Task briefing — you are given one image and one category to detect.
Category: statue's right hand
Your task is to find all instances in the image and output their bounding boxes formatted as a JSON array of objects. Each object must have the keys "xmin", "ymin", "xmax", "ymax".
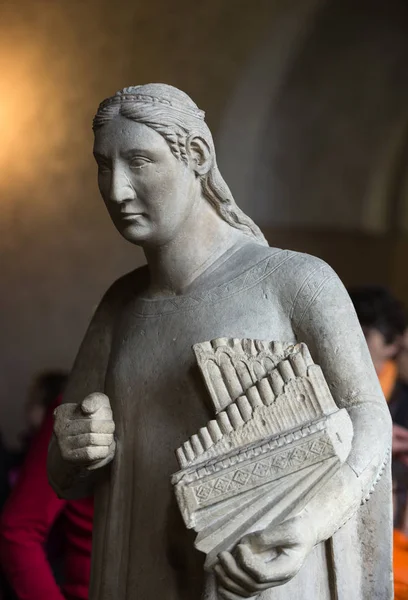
[{"xmin": 53, "ymin": 392, "xmax": 116, "ymax": 470}]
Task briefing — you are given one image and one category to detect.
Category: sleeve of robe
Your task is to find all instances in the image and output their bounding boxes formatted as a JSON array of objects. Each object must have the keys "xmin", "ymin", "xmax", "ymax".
[
  {"xmin": 47, "ymin": 273, "xmax": 130, "ymax": 500},
  {"xmin": 0, "ymin": 399, "xmax": 66, "ymax": 600},
  {"xmin": 289, "ymin": 258, "xmax": 392, "ymax": 542}
]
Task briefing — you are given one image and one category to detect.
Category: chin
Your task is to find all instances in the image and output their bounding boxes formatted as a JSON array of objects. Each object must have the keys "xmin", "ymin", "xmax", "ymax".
[
  {"xmin": 120, "ymin": 230, "xmax": 151, "ymax": 246},
  {"xmin": 115, "ymin": 221, "xmax": 175, "ymax": 248},
  {"xmin": 114, "ymin": 221, "xmax": 152, "ymax": 245}
]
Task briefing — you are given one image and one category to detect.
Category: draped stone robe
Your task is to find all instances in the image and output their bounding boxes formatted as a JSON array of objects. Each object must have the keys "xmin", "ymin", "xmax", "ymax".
[{"xmin": 49, "ymin": 242, "xmax": 392, "ymax": 600}]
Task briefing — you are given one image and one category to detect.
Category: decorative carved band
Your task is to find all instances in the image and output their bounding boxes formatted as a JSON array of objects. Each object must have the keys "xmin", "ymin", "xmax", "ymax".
[{"xmin": 186, "ymin": 430, "xmax": 334, "ymax": 510}]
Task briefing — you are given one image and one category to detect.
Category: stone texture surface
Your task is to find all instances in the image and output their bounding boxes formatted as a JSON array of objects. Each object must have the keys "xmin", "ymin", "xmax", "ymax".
[{"xmin": 47, "ymin": 83, "xmax": 392, "ymax": 600}]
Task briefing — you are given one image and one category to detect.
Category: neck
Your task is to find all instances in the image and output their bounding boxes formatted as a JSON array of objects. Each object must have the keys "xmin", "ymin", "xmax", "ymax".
[{"xmin": 143, "ymin": 199, "xmax": 249, "ymax": 297}]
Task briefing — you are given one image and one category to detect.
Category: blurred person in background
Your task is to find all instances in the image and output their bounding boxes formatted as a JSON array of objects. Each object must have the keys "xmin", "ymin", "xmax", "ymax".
[
  {"xmin": 0, "ymin": 437, "xmax": 10, "ymax": 515},
  {"xmin": 389, "ymin": 328, "xmax": 408, "ymax": 600},
  {"xmin": 348, "ymin": 286, "xmax": 408, "ymax": 453},
  {"xmin": 390, "ymin": 329, "xmax": 408, "ymax": 437},
  {"xmin": 0, "ymin": 371, "xmax": 68, "ymax": 600},
  {"xmin": 0, "ymin": 435, "xmax": 14, "ymax": 600},
  {"xmin": 4, "ymin": 371, "xmax": 69, "ymax": 491},
  {"xmin": 349, "ymin": 285, "xmax": 408, "ymax": 600},
  {"xmin": 20, "ymin": 372, "xmax": 68, "ymax": 455},
  {"xmin": 0, "ymin": 375, "xmax": 93, "ymax": 600},
  {"xmin": 348, "ymin": 285, "xmax": 405, "ymax": 383},
  {"xmin": 0, "ymin": 372, "xmax": 68, "ymax": 497}
]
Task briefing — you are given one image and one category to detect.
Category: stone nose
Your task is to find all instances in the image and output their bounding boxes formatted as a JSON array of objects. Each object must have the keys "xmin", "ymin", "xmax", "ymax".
[{"xmin": 109, "ymin": 166, "xmax": 136, "ymax": 204}]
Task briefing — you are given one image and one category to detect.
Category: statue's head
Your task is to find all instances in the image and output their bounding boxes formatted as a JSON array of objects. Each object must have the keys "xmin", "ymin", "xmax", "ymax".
[{"xmin": 93, "ymin": 83, "xmax": 266, "ymax": 246}]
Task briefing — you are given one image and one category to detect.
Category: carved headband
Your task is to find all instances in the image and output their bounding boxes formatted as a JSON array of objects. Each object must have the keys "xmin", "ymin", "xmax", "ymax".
[{"xmin": 97, "ymin": 93, "xmax": 206, "ymax": 121}]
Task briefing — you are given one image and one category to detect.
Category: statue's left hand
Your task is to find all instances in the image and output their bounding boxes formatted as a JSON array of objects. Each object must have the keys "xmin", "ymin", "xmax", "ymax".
[{"xmin": 214, "ymin": 513, "xmax": 316, "ymax": 599}]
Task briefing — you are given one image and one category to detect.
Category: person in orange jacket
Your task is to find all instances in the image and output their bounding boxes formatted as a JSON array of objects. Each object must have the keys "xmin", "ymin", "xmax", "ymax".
[{"xmin": 349, "ymin": 286, "xmax": 408, "ymax": 599}]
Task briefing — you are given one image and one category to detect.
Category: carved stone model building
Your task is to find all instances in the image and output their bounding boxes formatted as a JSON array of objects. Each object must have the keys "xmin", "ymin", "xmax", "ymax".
[{"xmin": 173, "ymin": 340, "xmax": 353, "ymax": 570}]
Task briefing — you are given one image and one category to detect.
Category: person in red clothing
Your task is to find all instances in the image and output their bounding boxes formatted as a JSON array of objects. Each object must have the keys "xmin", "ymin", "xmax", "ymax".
[{"xmin": 0, "ymin": 396, "xmax": 93, "ymax": 600}]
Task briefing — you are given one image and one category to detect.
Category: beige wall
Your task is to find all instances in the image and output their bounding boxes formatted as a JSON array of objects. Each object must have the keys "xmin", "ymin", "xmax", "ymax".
[
  {"xmin": 0, "ymin": 0, "xmax": 276, "ymax": 445},
  {"xmin": 218, "ymin": 0, "xmax": 408, "ymax": 233},
  {"xmin": 1, "ymin": 0, "xmax": 407, "ymax": 445}
]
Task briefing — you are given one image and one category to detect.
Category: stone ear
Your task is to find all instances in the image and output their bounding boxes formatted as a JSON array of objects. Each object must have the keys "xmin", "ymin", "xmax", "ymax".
[{"xmin": 187, "ymin": 136, "xmax": 212, "ymax": 176}]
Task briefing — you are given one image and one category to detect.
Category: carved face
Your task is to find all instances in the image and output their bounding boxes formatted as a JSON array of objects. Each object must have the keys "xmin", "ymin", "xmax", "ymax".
[{"xmin": 93, "ymin": 115, "xmax": 197, "ymax": 246}]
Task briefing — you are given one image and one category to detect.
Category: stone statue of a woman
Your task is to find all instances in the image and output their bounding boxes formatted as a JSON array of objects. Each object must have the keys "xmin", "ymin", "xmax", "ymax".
[{"xmin": 48, "ymin": 84, "xmax": 392, "ymax": 600}]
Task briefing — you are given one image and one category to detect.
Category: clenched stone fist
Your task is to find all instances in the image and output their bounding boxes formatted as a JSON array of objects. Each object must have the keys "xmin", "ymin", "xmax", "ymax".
[{"xmin": 53, "ymin": 392, "xmax": 116, "ymax": 470}]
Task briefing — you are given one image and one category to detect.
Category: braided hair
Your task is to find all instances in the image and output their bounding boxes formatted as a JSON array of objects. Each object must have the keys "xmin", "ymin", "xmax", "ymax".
[{"xmin": 93, "ymin": 84, "xmax": 267, "ymax": 245}]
